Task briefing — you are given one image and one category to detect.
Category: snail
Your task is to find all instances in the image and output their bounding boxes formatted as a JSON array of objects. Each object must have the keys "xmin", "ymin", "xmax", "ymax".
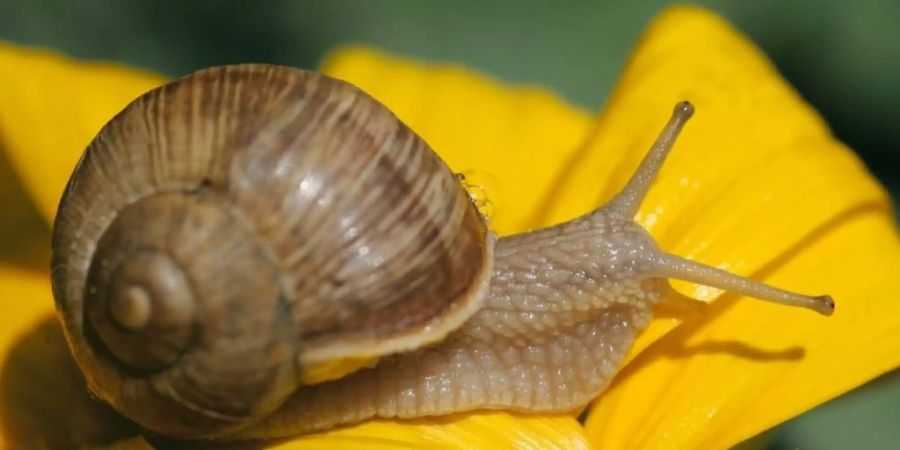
[{"xmin": 50, "ymin": 64, "xmax": 835, "ymax": 442}]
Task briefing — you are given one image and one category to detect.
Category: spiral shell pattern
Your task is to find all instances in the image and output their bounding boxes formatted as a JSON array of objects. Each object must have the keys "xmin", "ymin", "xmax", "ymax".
[{"xmin": 51, "ymin": 65, "xmax": 492, "ymax": 437}]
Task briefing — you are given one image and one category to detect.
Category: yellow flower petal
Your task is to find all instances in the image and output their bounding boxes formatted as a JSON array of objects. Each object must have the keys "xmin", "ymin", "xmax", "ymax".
[
  {"xmin": 0, "ymin": 42, "xmax": 165, "ymax": 221},
  {"xmin": 273, "ymin": 413, "xmax": 588, "ymax": 450},
  {"xmin": 95, "ymin": 413, "xmax": 588, "ymax": 450},
  {"xmin": 320, "ymin": 46, "xmax": 593, "ymax": 235}
]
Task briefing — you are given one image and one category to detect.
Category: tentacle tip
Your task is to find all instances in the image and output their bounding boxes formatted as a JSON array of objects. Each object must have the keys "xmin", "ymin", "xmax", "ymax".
[
  {"xmin": 674, "ymin": 100, "xmax": 694, "ymax": 120},
  {"xmin": 814, "ymin": 295, "xmax": 836, "ymax": 316}
]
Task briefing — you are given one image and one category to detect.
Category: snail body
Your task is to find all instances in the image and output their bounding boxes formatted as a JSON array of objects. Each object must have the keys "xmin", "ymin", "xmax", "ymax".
[{"xmin": 51, "ymin": 65, "xmax": 834, "ymax": 441}]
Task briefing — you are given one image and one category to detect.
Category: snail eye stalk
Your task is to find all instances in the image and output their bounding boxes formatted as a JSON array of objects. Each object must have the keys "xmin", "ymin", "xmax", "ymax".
[
  {"xmin": 603, "ymin": 101, "xmax": 834, "ymax": 316},
  {"xmin": 604, "ymin": 101, "xmax": 694, "ymax": 218}
]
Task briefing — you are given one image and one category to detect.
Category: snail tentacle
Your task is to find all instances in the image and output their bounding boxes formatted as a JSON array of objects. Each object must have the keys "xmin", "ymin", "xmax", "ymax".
[{"xmin": 604, "ymin": 101, "xmax": 694, "ymax": 218}]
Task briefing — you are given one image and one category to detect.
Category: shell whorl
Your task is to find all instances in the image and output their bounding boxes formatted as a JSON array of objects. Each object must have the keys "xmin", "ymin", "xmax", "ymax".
[
  {"xmin": 51, "ymin": 65, "xmax": 491, "ymax": 437},
  {"xmin": 81, "ymin": 191, "xmax": 297, "ymax": 436},
  {"xmin": 87, "ymin": 240, "xmax": 196, "ymax": 373}
]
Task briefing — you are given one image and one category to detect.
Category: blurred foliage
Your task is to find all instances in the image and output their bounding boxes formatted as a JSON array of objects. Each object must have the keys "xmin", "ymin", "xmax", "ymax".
[{"xmin": 0, "ymin": 1, "xmax": 897, "ymax": 448}]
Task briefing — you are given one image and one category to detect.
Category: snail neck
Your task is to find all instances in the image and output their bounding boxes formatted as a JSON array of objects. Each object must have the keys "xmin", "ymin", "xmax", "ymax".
[{"xmin": 491, "ymin": 210, "xmax": 661, "ymax": 309}]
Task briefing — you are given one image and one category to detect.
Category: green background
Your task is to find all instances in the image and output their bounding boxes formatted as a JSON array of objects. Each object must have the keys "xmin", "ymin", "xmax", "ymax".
[{"xmin": 1, "ymin": 1, "xmax": 898, "ymax": 448}]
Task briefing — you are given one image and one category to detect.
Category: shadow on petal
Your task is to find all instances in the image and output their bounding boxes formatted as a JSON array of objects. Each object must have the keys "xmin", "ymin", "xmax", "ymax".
[
  {"xmin": 0, "ymin": 315, "xmax": 137, "ymax": 449},
  {"xmin": 661, "ymin": 313, "xmax": 806, "ymax": 362},
  {"xmin": 0, "ymin": 316, "xmax": 272, "ymax": 450},
  {"xmin": 145, "ymin": 436, "xmax": 273, "ymax": 450},
  {"xmin": 0, "ymin": 147, "xmax": 49, "ymax": 271}
]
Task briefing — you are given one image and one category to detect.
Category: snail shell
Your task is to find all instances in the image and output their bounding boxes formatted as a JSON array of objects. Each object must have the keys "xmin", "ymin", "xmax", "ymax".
[{"xmin": 51, "ymin": 65, "xmax": 493, "ymax": 437}]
